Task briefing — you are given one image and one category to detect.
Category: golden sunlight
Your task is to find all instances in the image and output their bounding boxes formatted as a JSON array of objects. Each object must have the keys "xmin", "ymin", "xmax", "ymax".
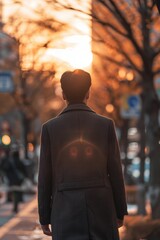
[
  {"xmin": 44, "ymin": 35, "xmax": 93, "ymax": 69},
  {"xmin": 4, "ymin": 0, "xmax": 92, "ymax": 72}
]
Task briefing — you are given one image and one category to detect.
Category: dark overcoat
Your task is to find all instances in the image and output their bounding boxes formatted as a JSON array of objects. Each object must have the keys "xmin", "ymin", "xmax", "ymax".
[{"xmin": 38, "ymin": 103, "xmax": 128, "ymax": 240}]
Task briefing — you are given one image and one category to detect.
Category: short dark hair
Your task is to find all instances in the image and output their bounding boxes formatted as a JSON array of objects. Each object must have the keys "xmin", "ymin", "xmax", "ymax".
[{"xmin": 60, "ymin": 69, "xmax": 91, "ymax": 103}]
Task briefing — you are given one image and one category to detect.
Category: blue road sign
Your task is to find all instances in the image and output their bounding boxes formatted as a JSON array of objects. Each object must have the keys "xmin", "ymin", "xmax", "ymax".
[
  {"xmin": 121, "ymin": 95, "xmax": 141, "ymax": 119},
  {"xmin": 0, "ymin": 72, "xmax": 14, "ymax": 93},
  {"xmin": 128, "ymin": 95, "xmax": 139, "ymax": 108}
]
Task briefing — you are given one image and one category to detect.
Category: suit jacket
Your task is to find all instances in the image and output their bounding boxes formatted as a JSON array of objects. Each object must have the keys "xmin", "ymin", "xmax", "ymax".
[{"xmin": 38, "ymin": 103, "xmax": 128, "ymax": 240}]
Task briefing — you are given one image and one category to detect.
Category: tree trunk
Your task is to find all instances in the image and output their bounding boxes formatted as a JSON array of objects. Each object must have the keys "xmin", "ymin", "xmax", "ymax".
[
  {"xmin": 120, "ymin": 119, "xmax": 130, "ymax": 183},
  {"xmin": 142, "ymin": 79, "xmax": 160, "ymax": 240},
  {"xmin": 137, "ymin": 107, "xmax": 146, "ymax": 215}
]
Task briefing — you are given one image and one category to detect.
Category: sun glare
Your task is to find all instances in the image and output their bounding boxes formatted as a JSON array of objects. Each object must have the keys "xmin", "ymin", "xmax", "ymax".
[
  {"xmin": 4, "ymin": 0, "xmax": 92, "ymax": 70},
  {"xmin": 44, "ymin": 35, "xmax": 93, "ymax": 69}
]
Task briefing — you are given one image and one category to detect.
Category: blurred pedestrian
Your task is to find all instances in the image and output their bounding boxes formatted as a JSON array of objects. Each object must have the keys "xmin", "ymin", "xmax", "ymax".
[
  {"xmin": 0, "ymin": 150, "xmax": 11, "ymax": 193},
  {"xmin": 0, "ymin": 150, "xmax": 26, "ymax": 213},
  {"xmin": 11, "ymin": 150, "xmax": 27, "ymax": 212},
  {"xmin": 0, "ymin": 150, "xmax": 7, "ymax": 184},
  {"xmin": 38, "ymin": 69, "xmax": 128, "ymax": 240}
]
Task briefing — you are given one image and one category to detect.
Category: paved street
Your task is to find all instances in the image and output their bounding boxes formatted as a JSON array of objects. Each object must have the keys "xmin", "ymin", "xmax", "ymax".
[
  {"xmin": 0, "ymin": 196, "xmax": 50, "ymax": 240},
  {"xmin": 0, "ymin": 190, "xmax": 35, "ymax": 226},
  {"xmin": 0, "ymin": 190, "xmax": 154, "ymax": 240}
]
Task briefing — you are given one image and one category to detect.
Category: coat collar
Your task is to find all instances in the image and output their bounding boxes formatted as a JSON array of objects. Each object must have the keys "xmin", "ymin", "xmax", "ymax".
[{"xmin": 59, "ymin": 103, "xmax": 95, "ymax": 115}]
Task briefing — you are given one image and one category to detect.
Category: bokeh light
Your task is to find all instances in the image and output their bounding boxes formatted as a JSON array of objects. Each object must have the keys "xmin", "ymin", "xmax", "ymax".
[
  {"xmin": 126, "ymin": 72, "xmax": 134, "ymax": 81},
  {"xmin": 105, "ymin": 104, "xmax": 114, "ymax": 113},
  {"xmin": 2, "ymin": 134, "xmax": 11, "ymax": 145},
  {"xmin": 118, "ymin": 69, "xmax": 126, "ymax": 79}
]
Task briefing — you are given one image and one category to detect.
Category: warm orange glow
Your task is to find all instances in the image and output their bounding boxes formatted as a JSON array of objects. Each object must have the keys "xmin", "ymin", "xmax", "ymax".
[
  {"xmin": 145, "ymin": 146, "xmax": 150, "ymax": 154},
  {"xmin": 118, "ymin": 69, "xmax": 134, "ymax": 81},
  {"xmin": 44, "ymin": 35, "xmax": 93, "ymax": 69},
  {"xmin": 2, "ymin": 135, "xmax": 11, "ymax": 145},
  {"xmin": 126, "ymin": 72, "xmax": 134, "ymax": 81},
  {"xmin": 28, "ymin": 143, "xmax": 34, "ymax": 152},
  {"xmin": 49, "ymin": 99, "xmax": 63, "ymax": 110},
  {"xmin": 118, "ymin": 69, "xmax": 126, "ymax": 79},
  {"xmin": 4, "ymin": 0, "xmax": 92, "ymax": 73},
  {"xmin": 105, "ymin": 104, "xmax": 114, "ymax": 113},
  {"xmin": 55, "ymin": 83, "xmax": 62, "ymax": 97}
]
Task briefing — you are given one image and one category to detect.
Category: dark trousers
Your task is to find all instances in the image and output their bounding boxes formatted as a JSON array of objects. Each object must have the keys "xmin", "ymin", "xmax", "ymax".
[{"xmin": 12, "ymin": 191, "xmax": 23, "ymax": 213}]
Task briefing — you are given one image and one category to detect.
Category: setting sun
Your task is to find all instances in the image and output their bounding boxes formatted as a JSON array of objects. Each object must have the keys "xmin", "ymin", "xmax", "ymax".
[{"xmin": 44, "ymin": 35, "xmax": 93, "ymax": 69}]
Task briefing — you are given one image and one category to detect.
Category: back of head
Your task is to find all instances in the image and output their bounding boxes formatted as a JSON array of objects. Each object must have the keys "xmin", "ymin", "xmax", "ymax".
[{"xmin": 60, "ymin": 69, "xmax": 91, "ymax": 104}]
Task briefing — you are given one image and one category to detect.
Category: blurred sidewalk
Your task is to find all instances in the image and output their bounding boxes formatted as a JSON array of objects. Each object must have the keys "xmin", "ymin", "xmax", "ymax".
[
  {"xmin": 0, "ymin": 182, "xmax": 37, "ymax": 226},
  {"xmin": 0, "ymin": 196, "xmax": 49, "ymax": 240},
  {"xmin": 0, "ymin": 187, "xmax": 156, "ymax": 240},
  {"xmin": 1, "ymin": 195, "xmax": 159, "ymax": 240},
  {"xmin": 0, "ymin": 191, "xmax": 35, "ymax": 226}
]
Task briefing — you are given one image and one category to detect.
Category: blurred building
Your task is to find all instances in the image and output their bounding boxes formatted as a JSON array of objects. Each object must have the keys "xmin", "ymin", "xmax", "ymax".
[{"xmin": 0, "ymin": 1, "xmax": 21, "ymax": 152}]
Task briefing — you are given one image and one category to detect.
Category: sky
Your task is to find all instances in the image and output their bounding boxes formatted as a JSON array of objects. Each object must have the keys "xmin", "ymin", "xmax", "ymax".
[{"xmin": 2, "ymin": 0, "xmax": 93, "ymax": 74}]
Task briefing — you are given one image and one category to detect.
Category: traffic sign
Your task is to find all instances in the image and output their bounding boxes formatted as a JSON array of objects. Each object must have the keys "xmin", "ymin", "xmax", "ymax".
[
  {"xmin": 120, "ymin": 95, "xmax": 141, "ymax": 119},
  {"xmin": 0, "ymin": 72, "xmax": 14, "ymax": 93}
]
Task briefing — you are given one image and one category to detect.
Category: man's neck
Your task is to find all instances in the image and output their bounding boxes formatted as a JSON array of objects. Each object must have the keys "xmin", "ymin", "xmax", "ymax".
[
  {"xmin": 67, "ymin": 102, "xmax": 86, "ymax": 106},
  {"xmin": 67, "ymin": 99, "xmax": 88, "ymax": 105}
]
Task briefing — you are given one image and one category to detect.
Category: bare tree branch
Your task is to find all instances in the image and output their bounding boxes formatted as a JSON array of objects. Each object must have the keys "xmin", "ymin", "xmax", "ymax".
[{"xmin": 106, "ymin": 29, "xmax": 142, "ymax": 74}]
